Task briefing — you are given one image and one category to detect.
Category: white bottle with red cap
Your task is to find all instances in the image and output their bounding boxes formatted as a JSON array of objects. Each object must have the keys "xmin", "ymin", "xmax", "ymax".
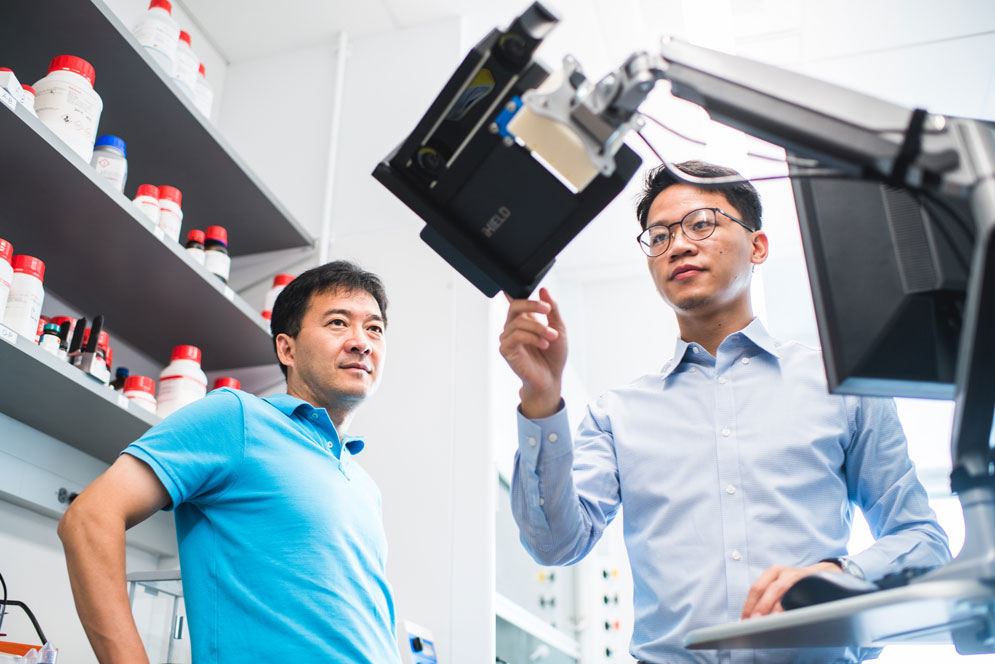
[
  {"xmin": 172, "ymin": 30, "xmax": 199, "ymax": 95},
  {"xmin": 19, "ymin": 85, "xmax": 36, "ymax": 116},
  {"xmin": 194, "ymin": 63, "xmax": 213, "ymax": 118},
  {"xmin": 157, "ymin": 344, "xmax": 207, "ymax": 418},
  {"xmin": 0, "ymin": 239, "xmax": 13, "ymax": 322},
  {"xmin": 204, "ymin": 226, "xmax": 230, "ymax": 282},
  {"xmin": 124, "ymin": 375, "xmax": 158, "ymax": 414},
  {"xmin": 156, "ymin": 185, "xmax": 183, "ymax": 242},
  {"xmin": 133, "ymin": 0, "xmax": 180, "ymax": 73},
  {"xmin": 262, "ymin": 274, "xmax": 294, "ymax": 322},
  {"xmin": 212, "ymin": 377, "xmax": 241, "ymax": 391},
  {"xmin": 2, "ymin": 255, "xmax": 45, "ymax": 339},
  {"xmin": 133, "ymin": 184, "xmax": 160, "ymax": 222},
  {"xmin": 33, "ymin": 55, "xmax": 103, "ymax": 162}
]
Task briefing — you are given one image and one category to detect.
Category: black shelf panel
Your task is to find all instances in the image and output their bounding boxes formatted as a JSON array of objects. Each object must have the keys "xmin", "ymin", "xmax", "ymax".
[
  {"xmin": 0, "ymin": 0, "xmax": 313, "ymax": 256},
  {"xmin": 0, "ymin": 101, "xmax": 278, "ymax": 370},
  {"xmin": 0, "ymin": 323, "xmax": 158, "ymax": 463}
]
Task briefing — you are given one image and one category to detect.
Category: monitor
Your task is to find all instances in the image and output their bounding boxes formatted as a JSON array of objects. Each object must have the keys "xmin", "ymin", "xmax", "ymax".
[{"xmin": 790, "ymin": 173, "xmax": 973, "ymax": 400}]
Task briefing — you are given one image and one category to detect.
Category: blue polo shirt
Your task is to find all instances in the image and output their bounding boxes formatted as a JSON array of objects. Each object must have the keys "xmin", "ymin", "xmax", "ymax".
[{"xmin": 124, "ymin": 388, "xmax": 401, "ymax": 663}]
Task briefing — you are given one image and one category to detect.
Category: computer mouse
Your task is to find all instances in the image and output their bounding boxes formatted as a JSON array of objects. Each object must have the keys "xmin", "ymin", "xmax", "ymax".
[{"xmin": 781, "ymin": 571, "xmax": 880, "ymax": 610}]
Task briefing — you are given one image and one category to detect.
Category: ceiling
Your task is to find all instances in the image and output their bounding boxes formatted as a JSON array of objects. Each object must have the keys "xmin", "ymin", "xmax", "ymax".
[{"xmin": 178, "ymin": 0, "xmax": 687, "ymax": 64}]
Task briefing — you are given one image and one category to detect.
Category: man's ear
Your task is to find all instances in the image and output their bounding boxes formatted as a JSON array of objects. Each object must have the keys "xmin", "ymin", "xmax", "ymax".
[
  {"xmin": 751, "ymin": 230, "xmax": 769, "ymax": 265},
  {"xmin": 275, "ymin": 333, "xmax": 295, "ymax": 373}
]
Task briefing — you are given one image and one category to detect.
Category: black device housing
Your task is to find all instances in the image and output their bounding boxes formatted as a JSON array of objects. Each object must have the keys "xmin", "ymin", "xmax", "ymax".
[{"xmin": 372, "ymin": 3, "xmax": 642, "ymax": 297}]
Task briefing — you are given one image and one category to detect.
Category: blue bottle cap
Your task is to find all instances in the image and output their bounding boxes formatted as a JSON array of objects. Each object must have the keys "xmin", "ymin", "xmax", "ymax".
[{"xmin": 94, "ymin": 134, "xmax": 126, "ymax": 158}]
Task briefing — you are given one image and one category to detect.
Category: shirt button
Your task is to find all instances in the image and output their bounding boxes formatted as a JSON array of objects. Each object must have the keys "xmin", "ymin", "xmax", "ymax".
[
  {"xmin": 691, "ymin": 347, "xmax": 699, "ymax": 354},
  {"xmin": 718, "ymin": 376, "xmax": 727, "ymax": 384},
  {"xmin": 310, "ymin": 413, "xmax": 318, "ymax": 420},
  {"xmin": 721, "ymin": 428, "xmax": 731, "ymax": 437},
  {"xmin": 528, "ymin": 436, "xmax": 537, "ymax": 447},
  {"xmin": 689, "ymin": 367, "xmax": 697, "ymax": 373},
  {"xmin": 732, "ymin": 550, "xmax": 742, "ymax": 561},
  {"xmin": 742, "ymin": 357, "xmax": 751, "ymax": 365},
  {"xmin": 548, "ymin": 433, "xmax": 558, "ymax": 443},
  {"xmin": 726, "ymin": 485, "xmax": 736, "ymax": 495},
  {"xmin": 539, "ymin": 498, "xmax": 545, "ymax": 506}
]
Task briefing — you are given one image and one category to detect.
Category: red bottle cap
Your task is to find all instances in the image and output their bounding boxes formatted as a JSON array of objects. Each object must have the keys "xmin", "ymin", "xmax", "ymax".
[
  {"xmin": 105, "ymin": 345, "xmax": 114, "ymax": 368},
  {"xmin": 171, "ymin": 344, "xmax": 202, "ymax": 364},
  {"xmin": 136, "ymin": 184, "xmax": 159, "ymax": 199},
  {"xmin": 12, "ymin": 255, "xmax": 45, "ymax": 282},
  {"xmin": 124, "ymin": 375, "xmax": 156, "ymax": 394},
  {"xmin": 186, "ymin": 229, "xmax": 205, "ymax": 244},
  {"xmin": 0, "ymin": 238, "xmax": 12, "ymax": 264},
  {"xmin": 179, "ymin": 30, "xmax": 192, "ymax": 46},
  {"xmin": 81, "ymin": 328, "xmax": 110, "ymax": 352},
  {"xmin": 149, "ymin": 0, "xmax": 172, "ymax": 14},
  {"xmin": 205, "ymin": 225, "xmax": 227, "ymax": 245},
  {"xmin": 158, "ymin": 185, "xmax": 182, "ymax": 206},
  {"xmin": 36, "ymin": 316, "xmax": 50, "ymax": 337},
  {"xmin": 51, "ymin": 315, "xmax": 74, "ymax": 328},
  {"xmin": 0, "ymin": 68, "xmax": 11, "ymax": 72},
  {"xmin": 47, "ymin": 55, "xmax": 95, "ymax": 87},
  {"xmin": 21, "ymin": 84, "xmax": 34, "ymax": 95},
  {"xmin": 198, "ymin": 63, "xmax": 206, "ymax": 77},
  {"xmin": 213, "ymin": 377, "xmax": 241, "ymax": 390},
  {"xmin": 273, "ymin": 273, "xmax": 295, "ymax": 288}
]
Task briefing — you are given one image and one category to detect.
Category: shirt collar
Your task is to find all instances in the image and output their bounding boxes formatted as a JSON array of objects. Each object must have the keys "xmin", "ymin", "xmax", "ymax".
[
  {"xmin": 659, "ymin": 317, "xmax": 781, "ymax": 380},
  {"xmin": 263, "ymin": 393, "xmax": 366, "ymax": 455}
]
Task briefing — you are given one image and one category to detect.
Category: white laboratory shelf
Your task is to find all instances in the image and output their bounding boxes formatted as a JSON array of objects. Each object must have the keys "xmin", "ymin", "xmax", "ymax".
[
  {"xmin": 495, "ymin": 592, "xmax": 581, "ymax": 659},
  {"xmin": 0, "ymin": 323, "xmax": 158, "ymax": 463}
]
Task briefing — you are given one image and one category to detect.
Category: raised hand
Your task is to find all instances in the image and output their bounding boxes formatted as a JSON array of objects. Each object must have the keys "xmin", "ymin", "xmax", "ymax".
[{"xmin": 499, "ymin": 287, "xmax": 567, "ymax": 419}]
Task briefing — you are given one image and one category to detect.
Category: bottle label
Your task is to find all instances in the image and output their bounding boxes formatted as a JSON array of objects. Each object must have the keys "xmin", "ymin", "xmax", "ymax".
[
  {"xmin": 157, "ymin": 209, "xmax": 182, "ymax": 243},
  {"xmin": 186, "ymin": 246, "xmax": 206, "ymax": 265},
  {"xmin": 205, "ymin": 251, "xmax": 231, "ymax": 281},
  {"xmin": 157, "ymin": 374, "xmax": 206, "ymax": 416},
  {"xmin": 39, "ymin": 334, "xmax": 61, "ymax": 356},
  {"xmin": 134, "ymin": 198, "xmax": 160, "ymax": 222},
  {"xmin": 126, "ymin": 391, "xmax": 158, "ymax": 414},
  {"xmin": 173, "ymin": 46, "xmax": 199, "ymax": 92},
  {"xmin": 0, "ymin": 273, "xmax": 10, "ymax": 321},
  {"xmin": 93, "ymin": 155, "xmax": 127, "ymax": 192},
  {"xmin": 0, "ymin": 323, "xmax": 15, "ymax": 346},
  {"xmin": 133, "ymin": 19, "xmax": 179, "ymax": 59},
  {"xmin": 0, "ymin": 87, "xmax": 16, "ymax": 111},
  {"xmin": 34, "ymin": 80, "xmax": 101, "ymax": 161},
  {"xmin": 2, "ymin": 289, "xmax": 43, "ymax": 339}
]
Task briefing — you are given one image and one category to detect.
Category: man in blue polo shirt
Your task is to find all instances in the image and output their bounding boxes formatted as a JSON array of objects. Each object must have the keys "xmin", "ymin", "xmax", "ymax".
[{"xmin": 59, "ymin": 261, "xmax": 401, "ymax": 663}]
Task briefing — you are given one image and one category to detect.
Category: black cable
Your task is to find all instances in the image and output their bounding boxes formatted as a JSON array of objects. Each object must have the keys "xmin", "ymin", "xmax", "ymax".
[
  {"xmin": 640, "ymin": 111, "xmax": 706, "ymax": 145},
  {"xmin": 634, "ymin": 130, "xmax": 976, "ymax": 271},
  {"xmin": 0, "ymin": 568, "xmax": 7, "ymax": 636}
]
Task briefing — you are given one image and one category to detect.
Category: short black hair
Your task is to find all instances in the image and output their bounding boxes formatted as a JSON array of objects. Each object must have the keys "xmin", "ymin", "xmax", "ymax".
[
  {"xmin": 270, "ymin": 261, "xmax": 388, "ymax": 378},
  {"xmin": 635, "ymin": 160, "xmax": 763, "ymax": 231}
]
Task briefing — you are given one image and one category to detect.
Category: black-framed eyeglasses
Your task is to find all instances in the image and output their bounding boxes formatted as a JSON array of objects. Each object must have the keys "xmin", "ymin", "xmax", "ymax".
[{"xmin": 636, "ymin": 207, "xmax": 754, "ymax": 257}]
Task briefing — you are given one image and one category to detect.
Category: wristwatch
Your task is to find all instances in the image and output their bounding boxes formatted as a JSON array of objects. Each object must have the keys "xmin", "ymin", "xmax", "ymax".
[{"xmin": 820, "ymin": 556, "xmax": 865, "ymax": 579}]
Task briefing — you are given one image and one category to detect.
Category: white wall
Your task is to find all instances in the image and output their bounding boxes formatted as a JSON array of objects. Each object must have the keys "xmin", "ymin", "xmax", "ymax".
[{"xmin": 321, "ymin": 18, "xmax": 498, "ymax": 662}]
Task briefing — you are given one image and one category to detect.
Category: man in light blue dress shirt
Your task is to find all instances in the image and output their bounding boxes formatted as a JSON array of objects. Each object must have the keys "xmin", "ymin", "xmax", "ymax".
[{"xmin": 499, "ymin": 161, "xmax": 951, "ymax": 663}]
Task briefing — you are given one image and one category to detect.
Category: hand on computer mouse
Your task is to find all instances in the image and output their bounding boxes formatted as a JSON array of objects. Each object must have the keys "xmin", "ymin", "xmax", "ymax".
[{"xmin": 740, "ymin": 561, "xmax": 843, "ymax": 619}]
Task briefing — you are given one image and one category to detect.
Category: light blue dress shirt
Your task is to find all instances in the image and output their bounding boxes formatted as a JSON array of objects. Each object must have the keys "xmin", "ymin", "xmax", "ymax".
[
  {"xmin": 511, "ymin": 320, "xmax": 950, "ymax": 663},
  {"xmin": 125, "ymin": 388, "xmax": 401, "ymax": 664}
]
